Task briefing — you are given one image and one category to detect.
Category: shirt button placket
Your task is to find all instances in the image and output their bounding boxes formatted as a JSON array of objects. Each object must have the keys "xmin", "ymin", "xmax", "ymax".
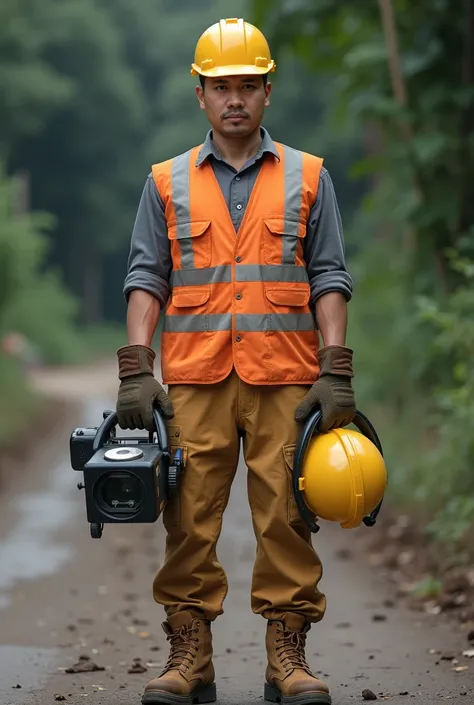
[
  {"xmin": 233, "ymin": 173, "xmax": 247, "ymax": 228},
  {"xmin": 235, "ymin": 285, "xmax": 243, "ymax": 342},
  {"xmin": 233, "ymin": 173, "xmax": 246, "ymax": 345}
]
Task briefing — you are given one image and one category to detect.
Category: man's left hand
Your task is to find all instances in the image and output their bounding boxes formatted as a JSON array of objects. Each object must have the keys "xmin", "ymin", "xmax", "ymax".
[{"xmin": 294, "ymin": 345, "xmax": 356, "ymax": 432}]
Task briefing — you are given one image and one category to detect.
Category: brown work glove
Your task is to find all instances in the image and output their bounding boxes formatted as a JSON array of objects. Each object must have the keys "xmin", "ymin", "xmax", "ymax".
[
  {"xmin": 294, "ymin": 345, "xmax": 356, "ymax": 432},
  {"xmin": 116, "ymin": 344, "xmax": 174, "ymax": 431}
]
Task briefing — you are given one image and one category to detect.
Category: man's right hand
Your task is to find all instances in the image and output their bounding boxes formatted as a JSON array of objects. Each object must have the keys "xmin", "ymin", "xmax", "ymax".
[{"xmin": 116, "ymin": 344, "xmax": 174, "ymax": 431}]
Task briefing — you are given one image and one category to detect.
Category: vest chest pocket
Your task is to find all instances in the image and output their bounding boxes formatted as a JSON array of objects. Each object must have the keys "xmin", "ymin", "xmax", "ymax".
[
  {"xmin": 263, "ymin": 217, "xmax": 307, "ymax": 266},
  {"xmin": 168, "ymin": 219, "xmax": 212, "ymax": 269}
]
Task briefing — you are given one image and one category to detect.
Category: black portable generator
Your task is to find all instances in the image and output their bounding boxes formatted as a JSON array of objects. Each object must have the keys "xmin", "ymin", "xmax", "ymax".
[{"xmin": 69, "ymin": 406, "xmax": 184, "ymax": 539}]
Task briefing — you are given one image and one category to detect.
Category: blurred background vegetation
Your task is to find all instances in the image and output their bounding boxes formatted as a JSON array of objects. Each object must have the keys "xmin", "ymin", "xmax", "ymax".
[{"xmin": 1, "ymin": 0, "xmax": 473, "ymax": 553}]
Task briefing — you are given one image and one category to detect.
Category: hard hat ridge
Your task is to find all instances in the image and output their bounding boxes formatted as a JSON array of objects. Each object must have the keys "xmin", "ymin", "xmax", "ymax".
[{"xmin": 191, "ymin": 17, "xmax": 276, "ymax": 78}]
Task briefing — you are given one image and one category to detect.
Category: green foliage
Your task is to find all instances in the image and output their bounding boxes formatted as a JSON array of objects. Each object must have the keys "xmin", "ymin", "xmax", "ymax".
[
  {"xmin": 0, "ymin": 354, "xmax": 42, "ymax": 446},
  {"xmin": 253, "ymin": 0, "xmax": 474, "ymax": 274},
  {"xmin": 0, "ymin": 0, "xmax": 74, "ymax": 155},
  {"xmin": 410, "ymin": 575, "xmax": 444, "ymax": 599},
  {"xmin": 426, "ymin": 497, "xmax": 474, "ymax": 546},
  {"xmin": 0, "ymin": 164, "xmax": 81, "ymax": 363},
  {"xmin": 252, "ymin": 0, "xmax": 474, "ymax": 552},
  {"xmin": 413, "ymin": 252, "xmax": 474, "ymax": 544},
  {"xmin": 8, "ymin": 0, "xmax": 150, "ymax": 321}
]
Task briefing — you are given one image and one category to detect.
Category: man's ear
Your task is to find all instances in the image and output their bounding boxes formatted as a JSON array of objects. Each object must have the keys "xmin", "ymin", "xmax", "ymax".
[
  {"xmin": 196, "ymin": 85, "xmax": 205, "ymax": 110},
  {"xmin": 264, "ymin": 81, "xmax": 272, "ymax": 107}
]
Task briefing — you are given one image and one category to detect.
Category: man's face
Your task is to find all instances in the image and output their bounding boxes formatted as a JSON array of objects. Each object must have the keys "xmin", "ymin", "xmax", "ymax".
[{"xmin": 196, "ymin": 75, "xmax": 271, "ymax": 137}]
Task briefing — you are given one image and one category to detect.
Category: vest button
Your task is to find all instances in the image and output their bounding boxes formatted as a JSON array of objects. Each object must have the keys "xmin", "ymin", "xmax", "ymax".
[
  {"xmin": 236, "ymin": 293, "xmax": 242, "ymax": 300},
  {"xmin": 235, "ymin": 256, "xmax": 242, "ymax": 263},
  {"xmin": 236, "ymin": 335, "xmax": 242, "ymax": 342}
]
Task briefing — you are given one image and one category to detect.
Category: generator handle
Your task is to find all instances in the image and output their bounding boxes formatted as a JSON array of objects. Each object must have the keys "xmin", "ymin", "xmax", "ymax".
[{"xmin": 92, "ymin": 405, "xmax": 170, "ymax": 457}]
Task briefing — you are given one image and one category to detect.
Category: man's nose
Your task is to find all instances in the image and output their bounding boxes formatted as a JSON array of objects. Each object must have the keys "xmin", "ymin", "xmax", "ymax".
[{"xmin": 226, "ymin": 92, "xmax": 244, "ymax": 108}]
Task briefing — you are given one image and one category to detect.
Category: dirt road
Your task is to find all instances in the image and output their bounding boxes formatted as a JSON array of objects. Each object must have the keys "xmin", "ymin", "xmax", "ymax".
[{"xmin": 0, "ymin": 360, "xmax": 472, "ymax": 704}]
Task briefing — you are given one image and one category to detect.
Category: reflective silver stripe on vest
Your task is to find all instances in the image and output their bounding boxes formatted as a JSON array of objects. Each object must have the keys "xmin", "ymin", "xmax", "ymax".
[
  {"xmin": 164, "ymin": 313, "xmax": 232, "ymax": 333},
  {"xmin": 163, "ymin": 312, "xmax": 315, "ymax": 333},
  {"xmin": 170, "ymin": 264, "xmax": 309, "ymax": 287},
  {"xmin": 171, "ymin": 265, "xmax": 231, "ymax": 287},
  {"xmin": 282, "ymin": 146, "xmax": 304, "ymax": 266},
  {"xmin": 236, "ymin": 313, "xmax": 315, "ymax": 332},
  {"xmin": 235, "ymin": 264, "xmax": 309, "ymax": 283},
  {"xmin": 171, "ymin": 151, "xmax": 194, "ymax": 268}
]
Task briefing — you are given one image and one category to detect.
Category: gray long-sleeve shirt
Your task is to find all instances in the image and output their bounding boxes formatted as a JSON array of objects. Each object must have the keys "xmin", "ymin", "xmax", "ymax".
[{"xmin": 124, "ymin": 127, "xmax": 353, "ymax": 308}]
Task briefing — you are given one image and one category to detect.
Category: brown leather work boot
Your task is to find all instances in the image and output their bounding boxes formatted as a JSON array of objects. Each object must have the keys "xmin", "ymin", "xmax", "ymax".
[
  {"xmin": 142, "ymin": 610, "xmax": 216, "ymax": 704},
  {"xmin": 264, "ymin": 613, "xmax": 331, "ymax": 704}
]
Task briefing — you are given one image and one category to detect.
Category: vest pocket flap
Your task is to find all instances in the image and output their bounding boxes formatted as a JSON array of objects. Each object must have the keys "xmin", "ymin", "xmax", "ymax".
[
  {"xmin": 265, "ymin": 287, "xmax": 310, "ymax": 307},
  {"xmin": 168, "ymin": 220, "xmax": 211, "ymax": 240},
  {"xmin": 172, "ymin": 285, "xmax": 210, "ymax": 307},
  {"xmin": 263, "ymin": 217, "xmax": 306, "ymax": 239}
]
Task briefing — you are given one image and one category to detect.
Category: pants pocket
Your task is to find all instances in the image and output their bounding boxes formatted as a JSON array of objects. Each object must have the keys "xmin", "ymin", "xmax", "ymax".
[{"xmin": 282, "ymin": 444, "xmax": 302, "ymax": 526}]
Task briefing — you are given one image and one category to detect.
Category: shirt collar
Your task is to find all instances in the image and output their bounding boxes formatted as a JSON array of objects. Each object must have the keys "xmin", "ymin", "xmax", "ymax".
[{"xmin": 195, "ymin": 126, "xmax": 280, "ymax": 167}]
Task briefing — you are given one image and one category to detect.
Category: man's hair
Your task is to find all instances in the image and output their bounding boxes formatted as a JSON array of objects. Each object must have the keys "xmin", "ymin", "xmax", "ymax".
[{"xmin": 199, "ymin": 74, "xmax": 268, "ymax": 89}]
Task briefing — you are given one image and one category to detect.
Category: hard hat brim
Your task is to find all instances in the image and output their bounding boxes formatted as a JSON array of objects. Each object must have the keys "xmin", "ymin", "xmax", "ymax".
[{"xmin": 191, "ymin": 62, "xmax": 275, "ymax": 77}]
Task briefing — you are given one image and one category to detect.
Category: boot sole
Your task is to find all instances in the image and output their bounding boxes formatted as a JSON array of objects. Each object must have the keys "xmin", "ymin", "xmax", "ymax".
[
  {"xmin": 142, "ymin": 683, "xmax": 216, "ymax": 705},
  {"xmin": 264, "ymin": 682, "xmax": 331, "ymax": 705}
]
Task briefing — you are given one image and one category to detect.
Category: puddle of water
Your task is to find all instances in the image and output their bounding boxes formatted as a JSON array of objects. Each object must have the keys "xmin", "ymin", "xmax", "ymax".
[
  {"xmin": 0, "ymin": 645, "xmax": 59, "ymax": 704},
  {"xmin": 0, "ymin": 397, "xmax": 112, "ymax": 609}
]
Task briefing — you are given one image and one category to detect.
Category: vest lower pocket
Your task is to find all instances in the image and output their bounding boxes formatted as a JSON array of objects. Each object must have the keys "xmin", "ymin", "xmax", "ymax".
[
  {"xmin": 265, "ymin": 286, "xmax": 310, "ymax": 308},
  {"xmin": 171, "ymin": 285, "xmax": 211, "ymax": 308},
  {"xmin": 263, "ymin": 285, "xmax": 317, "ymax": 341}
]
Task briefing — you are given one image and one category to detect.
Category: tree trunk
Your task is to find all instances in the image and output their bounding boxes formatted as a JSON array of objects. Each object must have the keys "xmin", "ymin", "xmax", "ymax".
[{"xmin": 378, "ymin": 0, "xmax": 417, "ymax": 255}]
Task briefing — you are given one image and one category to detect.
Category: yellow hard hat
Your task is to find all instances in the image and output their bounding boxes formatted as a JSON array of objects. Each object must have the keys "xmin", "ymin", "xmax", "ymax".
[
  {"xmin": 293, "ymin": 410, "xmax": 388, "ymax": 531},
  {"xmin": 191, "ymin": 18, "xmax": 276, "ymax": 77}
]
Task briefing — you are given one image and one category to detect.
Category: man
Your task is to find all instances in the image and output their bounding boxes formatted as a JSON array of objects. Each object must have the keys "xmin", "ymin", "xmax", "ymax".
[{"xmin": 116, "ymin": 17, "xmax": 355, "ymax": 705}]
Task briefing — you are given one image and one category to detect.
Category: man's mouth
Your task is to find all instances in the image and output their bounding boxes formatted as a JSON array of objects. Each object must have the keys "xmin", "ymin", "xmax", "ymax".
[{"xmin": 224, "ymin": 113, "xmax": 247, "ymax": 120}]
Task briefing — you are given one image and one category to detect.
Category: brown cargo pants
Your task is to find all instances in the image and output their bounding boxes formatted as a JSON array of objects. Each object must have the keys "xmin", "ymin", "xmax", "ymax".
[{"xmin": 153, "ymin": 369, "xmax": 326, "ymax": 623}]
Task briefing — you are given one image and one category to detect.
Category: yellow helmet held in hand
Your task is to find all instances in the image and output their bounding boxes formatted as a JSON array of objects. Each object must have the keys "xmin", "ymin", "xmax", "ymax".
[
  {"xmin": 292, "ymin": 410, "xmax": 388, "ymax": 532},
  {"xmin": 191, "ymin": 18, "xmax": 276, "ymax": 78}
]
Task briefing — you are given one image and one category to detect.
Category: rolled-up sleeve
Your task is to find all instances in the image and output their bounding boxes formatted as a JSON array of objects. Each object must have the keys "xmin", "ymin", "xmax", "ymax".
[
  {"xmin": 123, "ymin": 174, "xmax": 171, "ymax": 306},
  {"xmin": 304, "ymin": 167, "xmax": 353, "ymax": 304}
]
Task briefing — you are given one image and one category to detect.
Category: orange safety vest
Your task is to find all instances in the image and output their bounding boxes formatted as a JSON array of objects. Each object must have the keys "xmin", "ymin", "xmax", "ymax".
[{"xmin": 152, "ymin": 142, "xmax": 323, "ymax": 386}]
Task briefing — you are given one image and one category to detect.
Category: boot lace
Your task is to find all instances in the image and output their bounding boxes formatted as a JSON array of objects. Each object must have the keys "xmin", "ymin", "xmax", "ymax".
[
  {"xmin": 276, "ymin": 626, "xmax": 311, "ymax": 674},
  {"xmin": 165, "ymin": 625, "xmax": 199, "ymax": 673}
]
